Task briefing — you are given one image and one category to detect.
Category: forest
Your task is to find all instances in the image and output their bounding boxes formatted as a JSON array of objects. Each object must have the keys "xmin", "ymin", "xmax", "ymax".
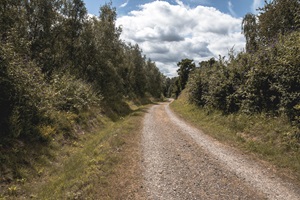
[
  {"xmin": 0, "ymin": 0, "xmax": 166, "ymax": 145},
  {"xmin": 0, "ymin": 1, "xmax": 167, "ymax": 188},
  {"xmin": 170, "ymin": 0, "xmax": 299, "ymax": 129}
]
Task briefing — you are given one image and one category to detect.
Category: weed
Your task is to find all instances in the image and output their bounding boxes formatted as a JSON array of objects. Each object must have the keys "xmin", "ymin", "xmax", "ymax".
[
  {"xmin": 8, "ymin": 185, "xmax": 18, "ymax": 195},
  {"xmin": 2, "ymin": 104, "xmax": 149, "ymax": 199}
]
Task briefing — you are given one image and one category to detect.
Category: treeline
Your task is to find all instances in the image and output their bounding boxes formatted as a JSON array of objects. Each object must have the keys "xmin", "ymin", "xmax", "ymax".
[
  {"xmin": 171, "ymin": 0, "xmax": 300, "ymax": 126},
  {"xmin": 0, "ymin": 1, "xmax": 165, "ymax": 144}
]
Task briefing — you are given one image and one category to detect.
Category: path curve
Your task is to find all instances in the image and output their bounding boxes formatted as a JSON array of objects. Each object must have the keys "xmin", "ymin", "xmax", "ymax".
[{"xmin": 141, "ymin": 102, "xmax": 300, "ymax": 199}]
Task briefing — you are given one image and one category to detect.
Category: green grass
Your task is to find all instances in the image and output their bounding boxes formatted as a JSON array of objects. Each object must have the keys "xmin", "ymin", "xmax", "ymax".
[
  {"xmin": 170, "ymin": 90, "xmax": 300, "ymax": 182},
  {"xmin": 0, "ymin": 104, "xmax": 148, "ymax": 199}
]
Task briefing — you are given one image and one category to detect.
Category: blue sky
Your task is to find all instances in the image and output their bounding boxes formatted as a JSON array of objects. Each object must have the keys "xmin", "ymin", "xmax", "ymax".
[
  {"xmin": 83, "ymin": 0, "xmax": 265, "ymax": 77},
  {"xmin": 84, "ymin": 0, "xmax": 263, "ymax": 17}
]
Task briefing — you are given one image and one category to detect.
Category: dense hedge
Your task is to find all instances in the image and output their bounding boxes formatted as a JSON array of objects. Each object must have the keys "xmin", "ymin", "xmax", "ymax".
[{"xmin": 187, "ymin": 32, "xmax": 300, "ymax": 125}]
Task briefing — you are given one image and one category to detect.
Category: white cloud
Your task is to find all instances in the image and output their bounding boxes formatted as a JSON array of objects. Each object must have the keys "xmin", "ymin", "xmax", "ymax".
[
  {"xmin": 120, "ymin": 0, "xmax": 129, "ymax": 8},
  {"xmin": 116, "ymin": 1, "xmax": 245, "ymax": 77}
]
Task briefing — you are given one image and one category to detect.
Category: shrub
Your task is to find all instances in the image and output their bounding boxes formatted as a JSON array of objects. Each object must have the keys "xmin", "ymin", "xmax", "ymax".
[
  {"xmin": 186, "ymin": 32, "xmax": 300, "ymax": 127},
  {"xmin": 50, "ymin": 72, "xmax": 102, "ymax": 114},
  {"xmin": 0, "ymin": 44, "xmax": 52, "ymax": 141},
  {"xmin": 0, "ymin": 43, "xmax": 102, "ymax": 143}
]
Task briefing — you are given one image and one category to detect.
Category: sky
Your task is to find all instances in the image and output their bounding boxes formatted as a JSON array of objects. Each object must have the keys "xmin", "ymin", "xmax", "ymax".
[{"xmin": 83, "ymin": 0, "xmax": 265, "ymax": 77}]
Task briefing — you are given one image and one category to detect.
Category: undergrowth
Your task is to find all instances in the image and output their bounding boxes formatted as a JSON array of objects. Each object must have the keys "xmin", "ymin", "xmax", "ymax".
[
  {"xmin": 170, "ymin": 90, "xmax": 300, "ymax": 181},
  {"xmin": 0, "ymin": 103, "xmax": 149, "ymax": 199}
]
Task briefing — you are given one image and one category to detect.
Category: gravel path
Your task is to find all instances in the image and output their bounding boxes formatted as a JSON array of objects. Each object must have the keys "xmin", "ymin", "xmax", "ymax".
[{"xmin": 141, "ymin": 102, "xmax": 300, "ymax": 200}]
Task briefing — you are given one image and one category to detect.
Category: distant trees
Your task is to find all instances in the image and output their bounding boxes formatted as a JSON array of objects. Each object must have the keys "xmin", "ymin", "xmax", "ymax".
[
  {"xmin": 162, "ymin": 58, "xmax": 196, "ymax": 99},
  {"xmin": 177, "ymin": 59, "xmax": 195, "ymax": 91},
  {"xmin": 145, "ymin": 59, "xmax": 165, "ymax": 98},
  {"xmin": 163, "ymin": 77, "xmax": 178, "ymax": 98}
]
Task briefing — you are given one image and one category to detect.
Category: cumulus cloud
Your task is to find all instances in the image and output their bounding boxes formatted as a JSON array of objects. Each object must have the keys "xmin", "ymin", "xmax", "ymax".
[{"xmin": 116, "ymin": 1, "xmax": 245, "ymax": 77}]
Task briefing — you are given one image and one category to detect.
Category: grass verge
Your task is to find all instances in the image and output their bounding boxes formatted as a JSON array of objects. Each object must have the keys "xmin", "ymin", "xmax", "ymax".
[
  {"xmin": 0, "ymin": 105, "xmax": 149, "ymax": 199},
  {"xmin": 170, "ymin": 91, "xmax": 300, "ymax": 182}
]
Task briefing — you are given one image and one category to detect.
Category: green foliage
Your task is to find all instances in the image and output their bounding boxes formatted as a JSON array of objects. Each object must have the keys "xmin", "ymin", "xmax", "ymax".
[
  {"xmin": 146, "ymin": 59, "xmax": 165, "ymax": 98},
  {"xmin": 163, "ymin": 77, "xmax": 178, "ymax": 98},
  {"xmin": 0, "ymin": 43, "xmax": 102, "ymax": 143},
  {"xmin": 0, "ymin": 1, "xmax": 165, "ymax": 144},
  {"xmin": 50, "ymin": 72, "xmax": 101, "ymax": 114},
  {"xmin": 242, "ymin": 13, "xmax": 258, "ymax": 52},
  {"xmin": 242, "ymin": 0, "xmax": 300, "ymax": 49},
  {"xmin": 188, "ymin": 57, "xmax": 229, "ymax": 111},
  {"xmin": 186, "ymin": 0, "xmax": 299, "ymax": 128},
  {"xmin": 0, "ymin": 1, "xmax": 166, "ymax": 195},
  {"xmin": 187, "ymin": 31, "xmax": 300, "ymax": 126},
  {"xmin": 270, "ymin": 32, "xmax": 300, "ymax": 123},
  {"xmin": 176, "ymin": 58, "xmax": 195, "ymax": 92},
  {"xmin": 24, "ymin": 0, "xmax": 62, "ymax": 73},
  {"xmin": 0, "ymin": 43, "xmax": 50, "ymax": 141},
  {"xmin": 258, "ymin": 0, "xmax": 299, "ymax": 44}
]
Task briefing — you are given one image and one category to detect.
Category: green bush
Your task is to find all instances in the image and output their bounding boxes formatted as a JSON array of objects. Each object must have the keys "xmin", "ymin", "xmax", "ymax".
[
  {"xmin": 0, "ymin": 44, "xmax": 51, "ymax": 141},
  {"xmin": 50, "ymin": 72, "xmax": 101, "ymax": 114},
  {"xmin": 186, "ymin": 32, "xmax": 300, "ymax": 127},
  {"xmin": 270, "ymin": 32, "xmax": 300, "ymax": 123},
  {"xmin": 0, "ymin": 44, "xmax": 102, "ymax": 143}
]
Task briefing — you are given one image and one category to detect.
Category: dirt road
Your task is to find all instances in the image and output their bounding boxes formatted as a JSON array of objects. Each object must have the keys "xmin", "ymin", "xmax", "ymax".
[{"xmin": 141, "ymin": 102, "xmax": 300, "ymax": 199}]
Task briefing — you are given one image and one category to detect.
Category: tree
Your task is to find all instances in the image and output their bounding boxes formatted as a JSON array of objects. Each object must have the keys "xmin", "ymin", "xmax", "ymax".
[
  {"xmin": 0, "ymin": 0, "xmax": 24, "ymax": 42},
  {"xmin": 199, "ymin": 57, "xmax": 216, "ymax": 68},
  {"xmin": 85, "ymin": 2, "xmax": 124, "ymax": 102},
  {"xmin": 0, "ymin": 0, "xmax": 167, "ymax": 144},
  {"xmin": 60, "ymin": 0, "xmax": 87, "ymax": 73},
  {"xmin": 242, "ymin": 13, "xmax": 258, "ymax": 52},
  {"xmin": 145, "ymin": 59, "xmax": 163, "ymax": 98},
  {"xmin": 257, "ymin": 0, "xmax": 300, "ymax": 45},
  {"xmin": 176, "ymin": 58, "xmax": 195, "ymax": 92},
  {"xmin": 97, "ymin": 3, "xmax": 121, "ymax": 60},
  {"xmin": 24, "ymin": 0, "xmax": 62, "ymax": 74},
  {"xmin": 131, "ymin": 44, "xmax": 147, "ymax": 97}
]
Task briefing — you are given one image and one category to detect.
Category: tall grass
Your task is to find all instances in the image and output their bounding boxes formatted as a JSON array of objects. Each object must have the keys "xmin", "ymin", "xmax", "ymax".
[{"xmin": 0, "ymin": 101, "xmax": 148, "ymax": 199}]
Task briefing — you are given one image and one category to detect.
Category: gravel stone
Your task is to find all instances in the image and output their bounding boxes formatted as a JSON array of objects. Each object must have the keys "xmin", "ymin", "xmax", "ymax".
[{"xmin": 141, "ymin": 102, "xmax": 300, "ymax": 200}]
